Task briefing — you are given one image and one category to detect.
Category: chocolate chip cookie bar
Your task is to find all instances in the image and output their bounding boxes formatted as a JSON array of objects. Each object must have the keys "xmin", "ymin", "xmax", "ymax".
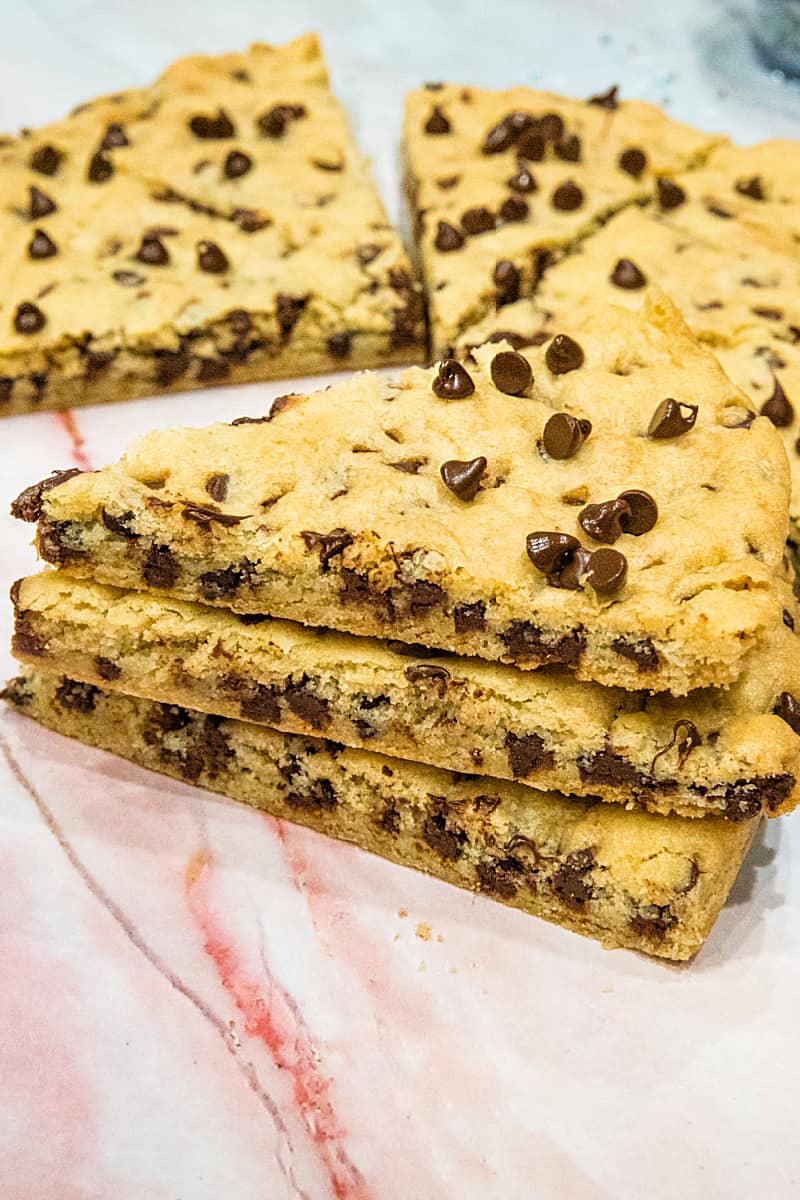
[
  {"xmin": 2, "ymin": 666, "xmax": 760, "ymax": 959},
  {"xmin": 0, "ymin": 34, "xmax": 424, "ymax": 415},
  {"xmin": 13, "ymin": 296, "xmax": 790, "ymax": 693},
  {"xmin": 12, "ymin": 572, "xmax": 800, "ymax": 820},
  {"xmin": 403, "ymin": 82, "xmax": 724, "ymax": 356}
]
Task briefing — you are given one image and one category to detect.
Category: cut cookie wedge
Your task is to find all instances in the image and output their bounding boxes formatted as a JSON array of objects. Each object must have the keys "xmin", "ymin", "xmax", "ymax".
[
  {"xmin": 403, "ymin": 82, "xmax": 724, "ymax": 355},
  {"xmin": 12, "ymin": 572, "xmax": 800, "ymax": 820},
  {"xmin": 0, "ymin": 34, "xmax": 424, "ymax": 415},
  {"xmin": 12, "ymin": 295, "xmax": 790, "ymax": 693},
  {"xmin": 2, "ymin": 666, "xmax": 760, "ymax": 960}
]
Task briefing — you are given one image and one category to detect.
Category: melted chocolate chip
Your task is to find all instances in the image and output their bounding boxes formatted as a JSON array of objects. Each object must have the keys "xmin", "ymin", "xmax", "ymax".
[
  {"xmin": 551, "ymin": 848, "xmax": 595, "ymax": 909},
  {"xmin": 112, "ymin": 270, "xmax": 145, "ymax": 287},
  {"xmin": 182, "ymin": 502, "xmax": 245, "ymax": 528},
  {"xmin": 11, "ymin": 468, "xmax": 82, "ymax": 522},
  {"xmin": 735, "ymin": 175, "xmax": 764, "ymax": 200},
  {"xmin": 425, "ymin": 105, "xmax": 451, "ymax": 134},
  {"xmin": 619, "ymin": 147, "xmax": 647, "ymax": 177},
  {"xmin": 257, "ymin": 103, "xmax": 305, "ymax": 138},
  {"xmin": 434, "ymin": 220, "xmax": 465, "ymax": 251},
  {"xmin": 102, "ymin": 508, "xmax": 136, "ymax": 538},
  {"xmin": 774, "ymin": 691, "xmax": 800, "ymax": 734},
  {"xmin": 275, "ymin": 293, "xmax": 308, "ymax": 340},
  {"xmin": 190, "ymin": 109, "xmax": 235, "ymax": 138},
  {"xmin": 551, "ymin": 180, "xmax": 584, "ymax": 211},
  {"xmin": 507, "ymin": 164, "xmax": 538, "ymax": 193},
  {"xmin": 197, "ymin": 357, "xmax": 230, "ymax": 383},
  {"xmin": 648, "ymin": 398, "xmax": 698, "ymax": 438},
  {"xmin": 30, "ymin": 144, "xmax": 62, "ymax": 176},
  {"xmin": 440, "ymin": 456, "xmax": 487, "ymax": 501},
  {"xmin": 610, "ymin": 257, "xmax": 647, "ymax": 289},
  {"xmin": 197, "ymin": 240, "xmax": 229, "ymax": 273},
  {"xmin": 585, "ymin": 547, "xmax": 627, "ymax": 595},
  {"xmin": 542, "ymin": 413, "xmax": 591, "ymax": 459},
  {"xmin": 405, "ymin": 663, "xmax": 451, "ymax": 685},
  {"xmin": 656, "ymin": 177, "xmax": 686, "ymax": 210},
  {"xmin": 205, "ymin": 473, "xmax": 229, "ymax": 502},
  {"xmin": 422, "ymin": 797, "xmax": 468, "ymax": 861},
  {"xmin": 95, "ymin": 656, "xmax": 121, "ymax": 681},
  {"xmin": 224, "ymin": 149, "xmax": 252, "ymax": 178},
  {"xmin": 14, "ymin": 302, "xmax": 46, "ymax": 335},
  {"xmin": 612, "ymin": 638, "xmax": 660, "ymax": 672},
  {"xmin": 760, "ymin": 376, "xmax": 794, "ymax": 428},
  {"xmin": 453, "ymin": 601, "xmax": 487, "ymax": 633},
  {"xmin": 498, "ymin": 195, "xmax": 529, "ymax": 222},
  {"xmin": 493, "ymin": 259, "xmax": 520, "ymax": 306},
  {"xmin": 432, "ymin": 359, "xmax": 475, "ymax": 400},
  {"xmin": 142, "ymin": 545, "xmax": 179, "ymax": 588},
  {"xmin": 461, "ymin": 206, "xmax": 495, "ymax": 235},
  {"xmin": 100, "ymin": 122, "xmax": 128, "ymax": 149},
  {"xmin": 490, "ymin": 349, "xmax": 532, "ymax": 395},
  {"xmin": 482, "ymin": 117, "xmax": 516, "ymax": 154},
  {"xmin": 135, "ymin": 234, "xmax": 170, "ymax": 266},
  {"xmin": 28, "ymin": 229, "xmax": 57, "ymax": 259},
  {"xmin": 545, "ymin": 334, "xmax": 584, "ymax": 374},
  {"xmin": 327, "ymin": 331, "xmax": 352, "ymax": 359},
  {"xmin": 588, "ymin": 84, "xmax": 619, "ymax": 109},
  {"xmin": 651, "ymin": 718, "xmax": 702, "ymax": 772},
  {"xmin": 505, "ymin": 730, "xmax": 555, "ymax": 778},
  {"xmin": 55, "ymin": 678, "xmax": 98, "ymax": 713},
  {"xmin": 554, "ymin": 133, "xmax": 581, "ymax": 162},
  {"xmin": 28, "ymin": 185, "xmax": 56, "ymax": 218},
  {"xmin": 501, "ymin": 621, "xmax": 585, "ymax": 665},
  {"xmin": 301, "ymin": 528, "xmax": 354, "ymax": 569},
  {"xmin": 87, "ymin": 151, "xmax": 113, "ymax": 182},
  {"xmin": 284, "ymin": 683, "xmax": 330, "ymax": 730}
]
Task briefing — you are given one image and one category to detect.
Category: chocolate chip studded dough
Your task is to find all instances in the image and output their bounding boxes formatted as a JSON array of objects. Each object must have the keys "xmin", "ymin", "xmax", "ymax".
[
  {"xmin": 11, "ymin": 572, "xmax": 800, "ymax": 820},
  {"xmin": 14, "ymin": 296, "xmax": 791, "ymax": 694},
  {"xmin": 2, "ymin": 667, "xmax": 760, "ymax": 960},
  {"xmin": 402, "ymin": 82, "xmax": 726, "ymax": 357},
  {"xmin": 0, "ymin": 34, "xmax": 424, "ymax": 416}
]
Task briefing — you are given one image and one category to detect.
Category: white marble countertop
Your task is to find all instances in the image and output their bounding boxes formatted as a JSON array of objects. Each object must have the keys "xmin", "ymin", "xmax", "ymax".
[{"xmin": 2, "ymin": 3, "xmax": 800, "ymax": 1197}]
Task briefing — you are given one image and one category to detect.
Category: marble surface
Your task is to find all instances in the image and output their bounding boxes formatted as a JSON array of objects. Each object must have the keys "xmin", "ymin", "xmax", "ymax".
[{"xmin": 3, "ymin": 3, "xmax": 800, "ymax": 1197}]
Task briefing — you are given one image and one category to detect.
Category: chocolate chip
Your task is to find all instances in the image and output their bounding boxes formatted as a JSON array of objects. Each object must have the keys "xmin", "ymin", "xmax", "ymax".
[
  {"xmin": 155, "ymin": 348, "xmax": 191, "ymax": 386},
  {"xmin": 507, "ymin": 164, "xmax": 538, "ymax": 193},
  {"xmin": 205, "ymin": 473, "xmax": 229, "ymax": 502},
  {"xmin": 405, "ymin": 664, "xmax": 451, "ymax": 685},
  {"xmin": 784, "ymin": 609, "xmax": 796, "ymax": 631},
  {"xmin": 735, "ymin": 175, "xmax": 764, "ymax": 200},
  {"xmin": 501, "ymin": 621, "xmax": 585, "ymax": 665},
  {"xmin": 579, "ymin": 498, "xmax": 630, "ymax": 544},
  {"xmin": 301, "ymin": 528, "xmax": 354, "ymax": 569},
  {"xmin": 648, "ymin": 397, "xmax": 698, "ymax": 438},
  {"xmin": 327, "ymin": 331, "xmax": 352, "ymax": 359},
  {"xmin": 436, "ymin": 174, "xmax": 460, "ymax": 190},
  {"xmin": 542, "ymin": 413, "xmax": 591, "ymax": 459},
  {"xmin": 430, "ymin": 220, "xmax": 461, "ymax": 255},
  {"xmin": 752, "ymin": 307, "xmax": 783, "ymax": 320},
  {"xmin": 551, "ymin": 848, "xmax": 595, "ymax": 909},
  {"xmin": 656, "ymin": 177, "xmax": 686, "ymax": 210},
  {"xmin": 238, "ymin": 682, "xmax": 281, "ymax": 724},
  {"xmin": 182, "ymin": 502, "xmax": 245, "ymax": 528},
  {"xmin": 275, "ymin": 293, "xmax": 308, "ymax": 340},
  {"xmin": 588, "ymin": 84, "xmax": 619, "ymax": 109},
  {"xmin": 235, "ymin": 209, "xmax": 270, "ymax": 233},
  {"xmin": 612, "ymin": 638, "xmax": 660, "ymax": 672},
  {"xmin": 432, "ymin": 359, "xmax": 475, "ymax": 400},
  {"xmin": 493, "ymin": 259, "xmax": 520, "ymax": 306},
  {"xmin": 453, "ymin": 601, "xmax": 487, "ymax": 632},
  {"xmin": 142, "ymin": 545, "xmax": 179, "ymax": 588},
  {"xmin": 190, "ymin": 109, "xmax": 235, "ymax": 138},
  {"xmin": 425, "ymin": 105, "xmax": 451, "ymax": 134},
  {"xmin": 618, "ymin": 489, "xmax": 658, "ymax": 534},
  {"xmin": 545, "ymin": 333, "xmax": 584, "ymax": 374},
  {"xmin": 774, "ymin": 691, "xmax": 800, "ymax": 734},
  {"xmin": 224, "ymin": 149, "xmax": 252, "ymax": 178},
  {"xmin": 100, "ymin": 122, "xmax": 128, "ymax": 149},
  {"xmin": 515, "ymin": 127, "xmax": 543, "ymax": 160},
  {"xmin": 28, "ymin": 229, "xmax": 57, "ymax": 259},
  {"xmin": 619, "ymin": 147, "xmax": 647, "ymax": 177},
  {"xmin": 356, "ymin": 243, "xmax": 383, "ymax": 266},
  {"xmin": 388, "ymin": 457, "xmax": 427, "ymax": 474},
  {"xmin": 102, "ymin": 508, "xmax": 136, "ymax": 538},
  {"xmin": 13, "ymin": 302, "xmax": 45, "ymax": 335},
  {"xmin": 422, "ymin": 797, "xmax": 468, "ymax": 861},
  {"xmin": 55, "ymin": 678, "xmax": 98, "ymax": 714},
  {"xmin": 461, "ymin": 206, "xmax": 495, "ymax": 235},
  {"xmin": 87, "ymin": 151, "xmax": 113, "ymax": 182},
  {"xmin": 257, "ymin": 103, "xmax": 305, "ymax": 137},
  {"xmin": 490, "ymin": 349, "xmax": 532, "ymax": 395},
  {"xmin": 0, "ymin": 377, "xmax": 13, "ymax": 405},
  {"xmin": 707, "ymin": 202, "xmax": 733, "ymax": 219},
  {"xmin": 539, "ymin": 112, "xmax": 564, "ymax": 142},
  {"xmin": 10, "ymin": 468, "xmax": 82, "ymax": 522},
  {"xmin": 585, "ymin": 547, "xmax": 627, "ymax": 595},
  {"xmin": 505, "ymin": 730, "xmax": 554, "ymax": 778},
  {"xmin": 28, "ymin": 185, "xmax": 56, "ymax": 219},
  {"xmin": 760, "ymin": 376, "xmax": 794, "ymax": 428},
  {"xmin": 197, "ymin": 357, "xmax": 230, "ymax": 383},
  {"xmin": 285, "ymin": 683, "xmax": 330, "ymax": 730},
  {"xmin": 197, "ymin": 240, "xmax": 229, "ymax": 273},
  {"xmin": 30, "ymin": 144, "xmax": 62, "ymax": 176},
  {"xmin": 482, "ymin": 117, "xmax": 516, "ymax": 154},
  {"xmin": 551, "ymin": 180, "xmax": 584, "ymax": 211},
  {"xmin": 440, "ymin": 456, "xmax": 487, "ymax": 501},
  {"xmin": 112, "ymin": 269, "xmax": 145, "ymax": 287},
  {"xmin": 95, "ymin": 656, "xmax": 121, "ymax": 681},
  {"xmin": 554, "ymin": 134, "xmax": 581, "ymax": 162},
  {"xmin": 610, "ymin": 257, "xmax": 647, "ymax": 289},
  {"xmin": 525, "ymin": 531, "xmax": 581, "ymax": 576},
  {"xmin": 498, "ymin": 195, "xmax": 529, "ymax": 222},
  {"xmin": 135, "ymin": 234, "xmax": 170, "ymax": 266},
  {"xmin": 200, "ymin": 565, "xmax": 248, "ymax": 599}
]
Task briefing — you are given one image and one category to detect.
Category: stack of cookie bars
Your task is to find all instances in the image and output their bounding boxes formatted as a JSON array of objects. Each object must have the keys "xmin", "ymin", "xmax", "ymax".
[{"xmin": 5, "ymin": 45, "xmax": 800, "ymax": 960}]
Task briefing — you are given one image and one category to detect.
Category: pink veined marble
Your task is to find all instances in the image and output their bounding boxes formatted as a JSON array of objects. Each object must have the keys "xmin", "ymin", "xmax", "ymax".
[{"xmin": 3, "ymin": 3, "xmax": 800, "ymax": 1195}]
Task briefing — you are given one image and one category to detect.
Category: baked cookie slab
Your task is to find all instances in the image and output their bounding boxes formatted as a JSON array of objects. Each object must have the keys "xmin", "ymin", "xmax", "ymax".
[
  {"xmin": 13, "ymin": 296, "xmax": 790, "ymax": 693},
  {"xmin": 2, "ymin": 666, "xmax": 759, "ymax": 960},
  {"xmin": 12, "ymin": 572, "xmax": 800, "ymax": 820},
  {"xmin": 403, "ymin": 82, "xmax": 724, "ymax": 356},
  {"xmin": 0, "ymin": 34, "xmax": 424, "ymax": 415}
]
